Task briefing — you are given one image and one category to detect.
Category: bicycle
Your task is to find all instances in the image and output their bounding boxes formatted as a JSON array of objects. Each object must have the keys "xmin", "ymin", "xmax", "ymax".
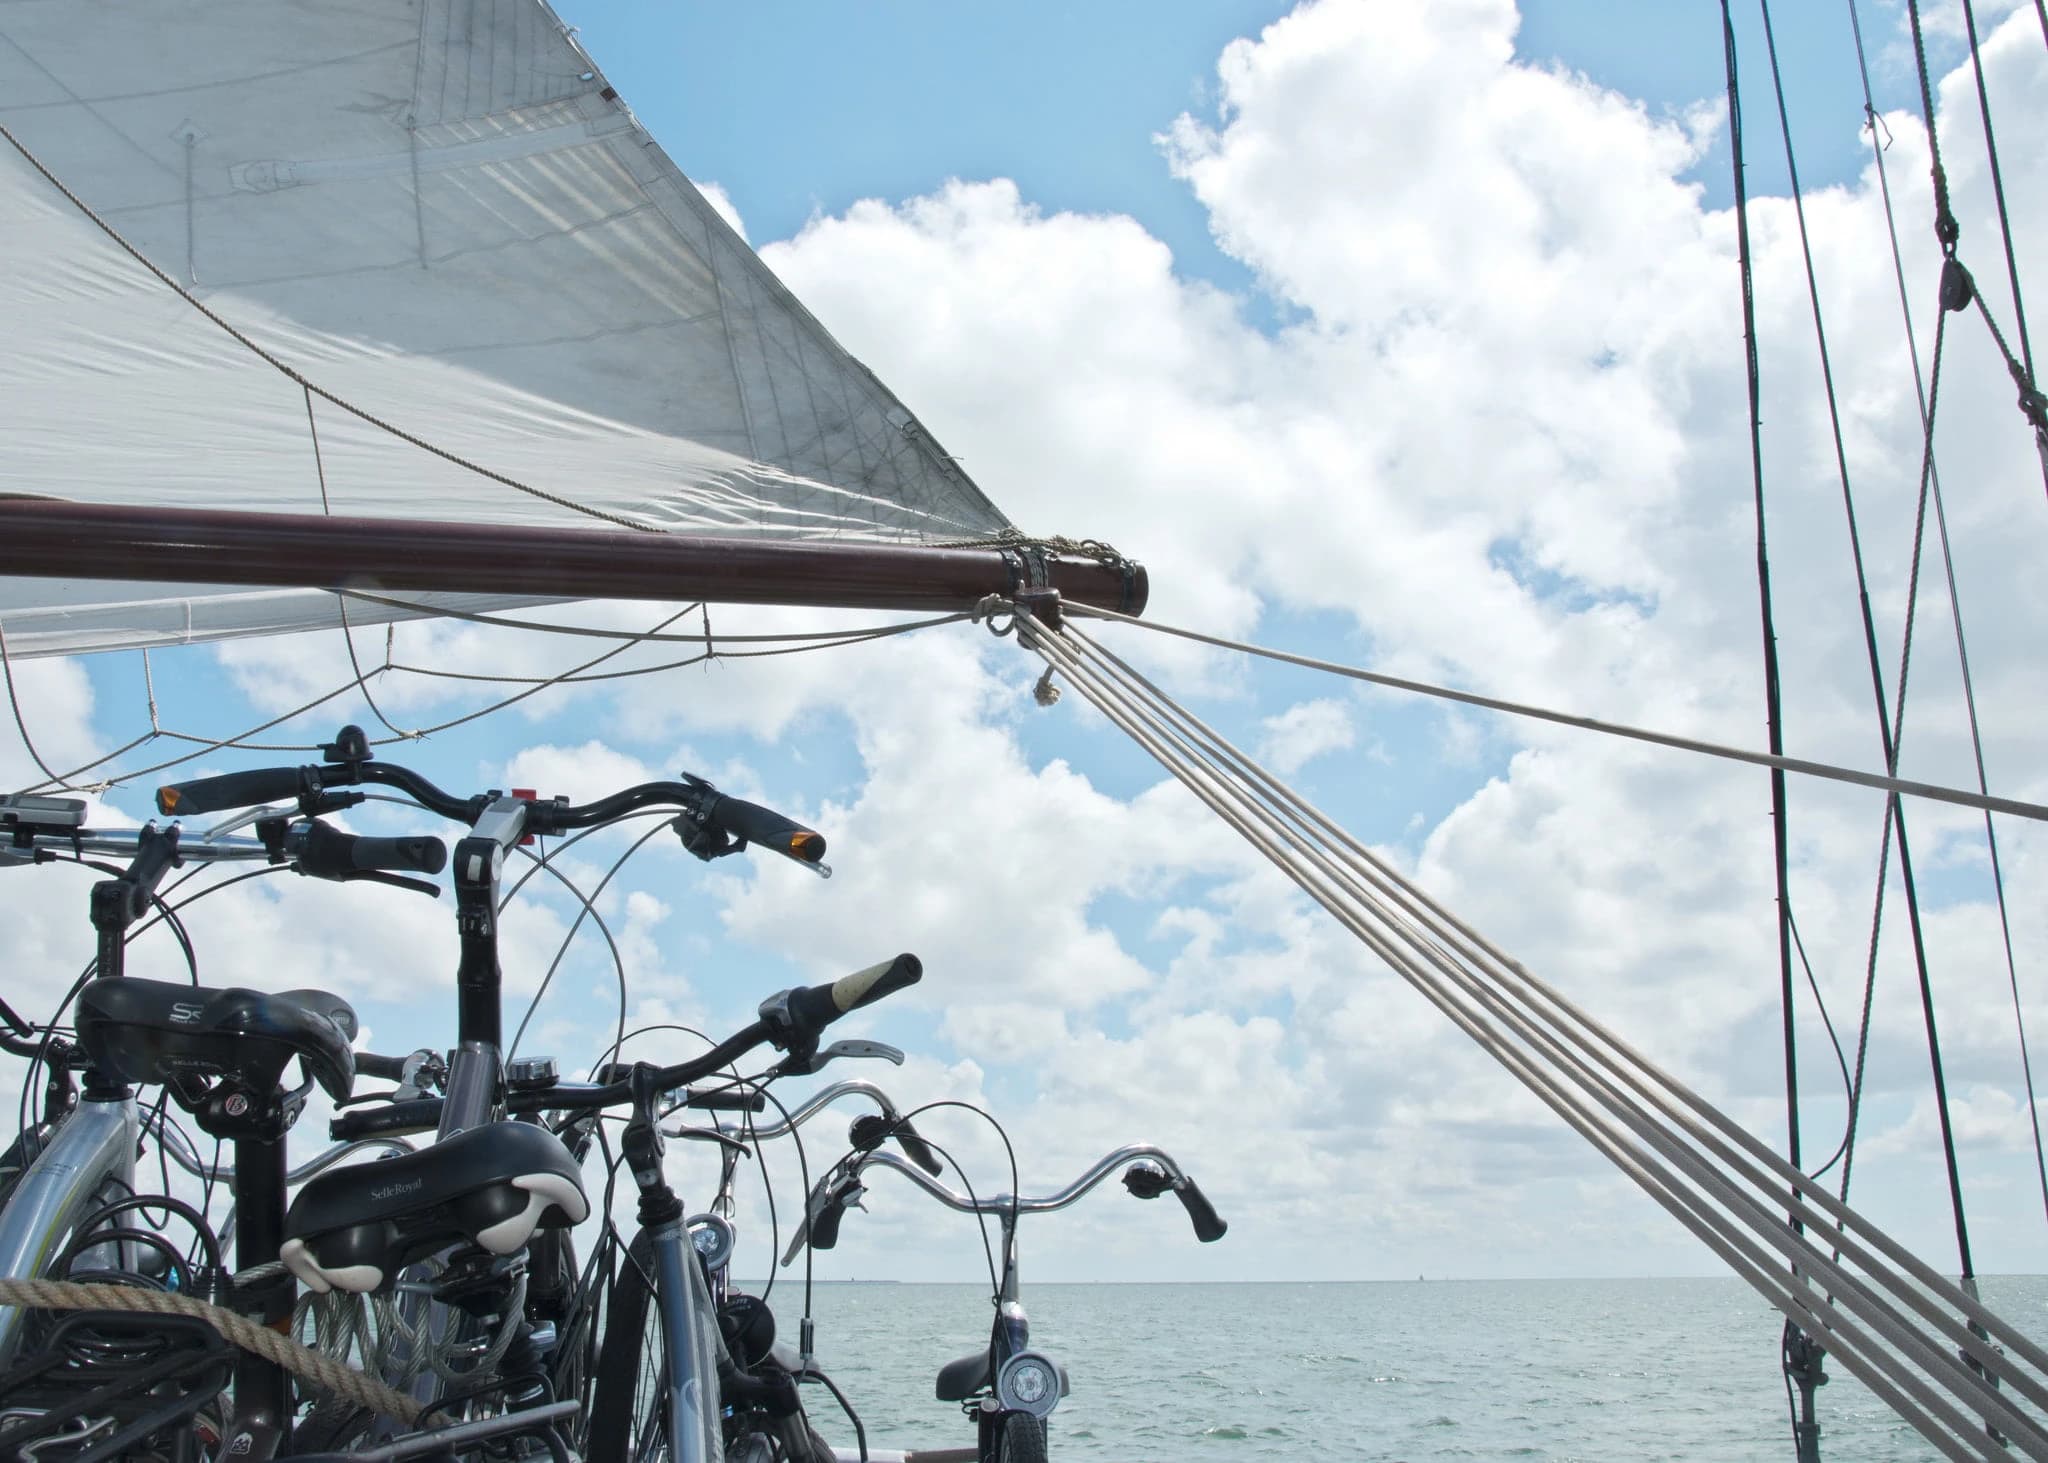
[
  {"xmin": 309, "ymin": 963, "xmax": 928, "ymax": 1463},
  {"xmin": 137, "ymin": 725, "xmax": 914, "ymax": 1460},
  {"xmin": 787, "ymin": 1132, "xmax": 1226, "ymax": 1462},
  {"xmin": 0, "ymin": 787, "xmax": 446, "ymax": 1459}
]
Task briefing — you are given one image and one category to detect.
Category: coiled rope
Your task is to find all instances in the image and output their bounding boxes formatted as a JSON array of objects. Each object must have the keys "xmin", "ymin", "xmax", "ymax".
[{"xmin": 0, "ymin": 1275, "xmax": 423, "ymax": 1426}]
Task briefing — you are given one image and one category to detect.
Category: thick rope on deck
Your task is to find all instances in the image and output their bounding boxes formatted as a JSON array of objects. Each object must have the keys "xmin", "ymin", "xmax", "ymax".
[{"xmin": 0, "ymin": 1276, "xmax": 423, "ymax": 1426}]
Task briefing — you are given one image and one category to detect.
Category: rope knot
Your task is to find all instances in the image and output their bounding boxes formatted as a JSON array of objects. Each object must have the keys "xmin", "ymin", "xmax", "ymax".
[{"xmin": 970, "ymin": 594, "xmax": 1017, "ymax": 637}]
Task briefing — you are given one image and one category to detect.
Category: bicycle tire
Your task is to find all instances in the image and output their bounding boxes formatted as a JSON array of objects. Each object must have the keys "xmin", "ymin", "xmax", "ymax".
[
  {"xmin": 586, "ymin": 1227, "xmax": 722, "ymax": 1463},
  {"xmin": 993, "ymin": 1410, "xmax": 1048, "ymax": 1463}
]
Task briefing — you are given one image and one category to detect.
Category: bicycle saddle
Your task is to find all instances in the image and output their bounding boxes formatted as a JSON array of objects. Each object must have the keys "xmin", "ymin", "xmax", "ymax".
[
  {"xmin": 935, "ymin": 1349, "xmax": 992, "ymax": 1402},
  {"xmin": 73, "ymin": 977, "xmax": 357, "ymax": 1104},
  {"xmin": 281, "ymin": 1121, "xmax": 588, "ymax": 1294}
]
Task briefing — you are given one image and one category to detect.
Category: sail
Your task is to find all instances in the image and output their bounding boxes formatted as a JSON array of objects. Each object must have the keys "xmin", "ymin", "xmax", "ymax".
[{"xmin": 0, "ymin": 0, "xmax": 1012, "ymax": 657}]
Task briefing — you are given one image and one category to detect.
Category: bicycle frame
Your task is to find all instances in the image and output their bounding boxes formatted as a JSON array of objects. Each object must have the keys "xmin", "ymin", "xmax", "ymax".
[
  {"xmin": 648, "ymin": 1214, "xmax": 727, "ymax": 1462},
  {"xmin": 0, "ymin": 1090, "xmax": 139, "ymax": 1363}
]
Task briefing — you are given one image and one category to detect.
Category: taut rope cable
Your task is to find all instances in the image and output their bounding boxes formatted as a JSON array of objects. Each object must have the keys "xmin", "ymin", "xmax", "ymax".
[
  {"xmin": 1021, "ymin": 616, "xmax": 2048, "ymax": 1459},
  {"xmin": 305, "ymin": 383, "xmax": 415, "ymax": 742},
  {"xmin": 1846, "ymin": 0, "xmax": 2048, "ymax": 1229},
  {"xmin": 1052, "ymin": 619, "xmax": 2044, "ymax": 1374},
  {"xmin": 1065, "ymin": 604, "xmax": 2048, "ymax": 825},
  {"xmin": 1021, "ymin": 615, "xmax": 2048, "ymax": 1459},
  {"xmin": 1738, "ymin": 0, "xmax": 1805, "ymax": 1223},
  {"xmin": 1957, "ymin": 0, "xmax": 2045, "ymax": 495}
]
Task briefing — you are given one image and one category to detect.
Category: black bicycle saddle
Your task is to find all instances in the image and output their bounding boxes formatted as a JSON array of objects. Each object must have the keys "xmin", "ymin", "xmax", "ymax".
[
  {"xmin": 281, "ymin": 1120, "xmax": 589, "ymax": 1294},
  {"xmin": 936, "ymin": 1348, "xmax": 992, "ymax": 1402},
  {"xmin": 74, "ymin": 977, "xmax": 357, "ymax": 1105}
]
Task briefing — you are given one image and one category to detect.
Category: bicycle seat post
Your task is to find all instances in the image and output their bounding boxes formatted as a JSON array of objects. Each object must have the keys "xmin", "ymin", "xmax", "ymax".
[{"xmin": 212, "ymin": 1097, "xmax": 294, "ymax": 1459}]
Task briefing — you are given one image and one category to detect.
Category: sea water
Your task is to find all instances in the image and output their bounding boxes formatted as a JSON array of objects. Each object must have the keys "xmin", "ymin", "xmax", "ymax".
[{"xmin": 781, "ymin": 1276, "xmax": 2047, "ymax": 1461}]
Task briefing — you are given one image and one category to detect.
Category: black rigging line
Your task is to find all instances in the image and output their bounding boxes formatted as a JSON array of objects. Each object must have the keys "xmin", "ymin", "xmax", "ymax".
[
  {"xmin": 1847, "ymin": 0, "xmax": 2048, "ymax": 1233},
  {"xmin": 1789, "ymin": 907, "xmax": 1855, "ymax": 1186},
  {"xmin": 1957, "ymin": 0, "xmax": 2046, "ymax": 495},
  {"xmin": 1757, "ymin": 0, "xmax": 1948, "ymax": 1231},
  {"xmin": 1760, "ymin": 0, "xmax": 1964, "ymax": 1272},
  {"xmin": 1836, "ymin": 306, "xmax": 1950, "ymax": 1235},
  {"xmin": 1722, "ymin": 0, "xmax": 1803, "ymax": 1230},
  {"xmin": 1903, "ymin": 0, "xmax": 2048, "ymax": 496}
]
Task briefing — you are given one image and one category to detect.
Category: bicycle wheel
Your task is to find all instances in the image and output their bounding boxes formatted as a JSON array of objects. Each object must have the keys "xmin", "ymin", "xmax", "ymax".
[
  {"xmin": 993, "ymin": 1410, "xmax": 1049, "ymax": 1463},
  {"xmin": 586, "ymin": 1228, "xmax": 722, "ymax": 1463}
]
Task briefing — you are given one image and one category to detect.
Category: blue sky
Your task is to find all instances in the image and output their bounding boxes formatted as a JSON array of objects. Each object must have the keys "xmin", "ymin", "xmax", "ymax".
[
  {"xmin": 561, "ymin": 0, "xmax": 1909, "ymax": 289},
  {"xmin": 7, "ymin": 0, "xmax": 2047, "ymax": 1333}
]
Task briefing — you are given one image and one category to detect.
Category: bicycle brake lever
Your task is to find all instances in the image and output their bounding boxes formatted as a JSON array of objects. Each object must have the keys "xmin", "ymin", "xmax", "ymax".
[
  {"xmin": 331, "ymin": 869, "xmax": 442, "ymax": 898},
  {"xmin": 817, "ymin": 1039, "xmax": 905, "ymax": 1066},
  {"xmin": 662, "ymin": 1124, "xmax": 753, "ymax": 1157},
  {"xmin": 198, "ymin": 803, "xmax": 298, "ymax": 839},
  {"xmin": 780, "ymin": 1165, "xmax": 866, "ymax": 1266}
]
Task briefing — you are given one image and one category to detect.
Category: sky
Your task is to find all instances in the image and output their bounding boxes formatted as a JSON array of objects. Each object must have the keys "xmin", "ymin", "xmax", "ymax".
[{"xmin": 3, "ymin": 0, "xmax": 2046, "ymax": 1360}]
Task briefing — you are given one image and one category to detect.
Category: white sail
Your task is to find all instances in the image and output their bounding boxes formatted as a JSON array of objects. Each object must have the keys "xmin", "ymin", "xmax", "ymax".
[{"xmin": 0, "ymin": 0, "xmax": 1010, "ymax": 657}]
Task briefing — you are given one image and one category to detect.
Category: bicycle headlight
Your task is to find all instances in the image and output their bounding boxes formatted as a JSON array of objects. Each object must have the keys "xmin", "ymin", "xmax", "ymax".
[
  {"xmin": 997, "ymin": 1350, "xmax": 1062, "ymax": 1418},
  {"xmin": 686, "ymin": 1213, "xmax": 736, "ymax": 1272}
]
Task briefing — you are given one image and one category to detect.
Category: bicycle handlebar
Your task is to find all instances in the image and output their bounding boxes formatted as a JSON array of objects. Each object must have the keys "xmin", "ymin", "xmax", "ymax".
[
  {"xmin": 352, "ymin": 1050, "xmax": 412, "ymax": 1082},
  {"xmin": 155, "ymin": 728, "xmax": 829, "ymax": 871},
  {"xmin": 327, "ymin": 954, "xmax": 920, "ymax": 1140},
  {"xmin": 285, "ymin": 821, "xmax": 447, "ymax": 880},
  {"xmin": 0, "ymin": 827, "xmax": 270, "ymax": 867},
  {"xmin": 713, "ymin": 1078, "xmax": 945, "ymax": 1177},
  {"xmin": 328, "ymin": 1080, "xmax": 772, "ymax": 1141},
  {"xmin": 771, "ymin": 953, "xmax": 922, "ymax": 1040},
  {"xmin": 156, "ymin": 767, "xmax": 306, "ymax": 818},
  {"xmin": 857, "ymin": 1143, "xmax": 1228, "ymax": 1240}
]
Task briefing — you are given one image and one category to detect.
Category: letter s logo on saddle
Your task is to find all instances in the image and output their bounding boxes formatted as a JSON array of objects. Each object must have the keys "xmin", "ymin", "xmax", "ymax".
[{"xmin": 170, "ymin": 1002, "xmax": 204, "ymax": 1023}]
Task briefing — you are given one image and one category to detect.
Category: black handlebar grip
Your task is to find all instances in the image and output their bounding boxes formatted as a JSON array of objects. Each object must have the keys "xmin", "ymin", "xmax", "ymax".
[
  {"xmin": 353, "ymin": 1051, "xmax": 410, "ymax": 1082},
  {"xmin": 1174, "ymin": 1177, "xmax": 1227, "ymax": 1243},
  {"xmin": 680, "ymin": 1087, "xmax": 768, "ymax": 1113},
  {"xmin": 329, "ymin": 1098, "xmax": 443, "ymax": 1141},
  {"xmin": 289, "ymin": 821, "xmax": 448, "ymax": 879},
  {"xmin": 892, "ymin": 1116, "xmax": 944, "ymax": 1177},
  {"xmin": 156, "ymin": 768, "xmax": 303, "ymax": 817},
  {"xmin": 708, "ymin": 792, "xmax": 826, "ymax": 865},
  {"xmin": 786, "ymin": 953, "xmax": 922, "ymax": 1036}
]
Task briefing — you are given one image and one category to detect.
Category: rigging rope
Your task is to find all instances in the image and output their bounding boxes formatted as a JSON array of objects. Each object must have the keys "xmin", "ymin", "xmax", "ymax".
[
  {"xmin": 1847, "ymin": 0, "xmax": 2048, "ymax": 1231},
  {"xmin": 1066, "ymin": 604, "xmax": 2048, "ymax": 825},
  {"xmin": 1902, "ymin": 1, "xmax": 2048, "ymax": 494},
  {"xmin": 303, "ymin": 385, "xmax": 416, "ymax": 742},
  {"xmin": 1732, "ymin": 0, "xmax": 1804, "ymax": 1222},
  {"xmin": 4, "ymin": 605, "xmax": 964, "ymax": 796},
  {"xmin": 1958, "ymin": 0, "xmax": 2044, "ymax": 478},
  {"xmin": 1755, "ymin": 0, "xmax": 1976, "ymax": 1296},
  {"xmin": 1014, "ymin": 610, "xmax": 2048, "ymax": 1462}
]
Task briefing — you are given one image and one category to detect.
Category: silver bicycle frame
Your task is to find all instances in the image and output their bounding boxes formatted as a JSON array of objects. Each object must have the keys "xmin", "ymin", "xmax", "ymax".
[
  {"xmin": 646, "ymin": 1215, "xmax": 726, "ymax": 1463},
  {"xmin": 0, "ymin": 1093, "xmax": 139, "ymax": 1362}
]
